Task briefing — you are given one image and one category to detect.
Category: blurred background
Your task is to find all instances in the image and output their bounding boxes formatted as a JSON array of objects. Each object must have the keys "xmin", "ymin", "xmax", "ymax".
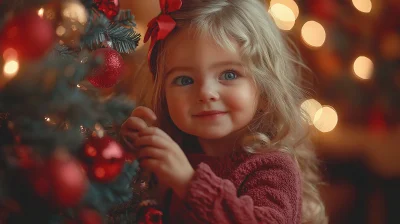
[{"xmin": 114, "ymin": 0, "xmax": 400, "ymax": 223}]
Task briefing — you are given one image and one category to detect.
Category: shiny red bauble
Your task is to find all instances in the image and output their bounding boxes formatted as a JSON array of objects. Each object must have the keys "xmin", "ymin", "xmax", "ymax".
[
  {"xmin": 31, "ymin": 150, "xmax": 88, "ymax": 208},
  {"xmin": 87, "ymin": 48, "xmax": 124, "ymax": 88},
  {"xmin": 94, "ymin": 0, "xmax": 120, "ymax": 19},
  {"xmin": 0, "ymin": 11, "xmax": 55, "ymax": 60},
  {"xmin": 82, "ymin": 135, "xmax": 125, "ymax": 182}
]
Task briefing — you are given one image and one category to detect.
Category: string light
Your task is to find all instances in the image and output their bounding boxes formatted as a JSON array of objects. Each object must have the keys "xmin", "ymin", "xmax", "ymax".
[
  {"xmin": 353, "ymin": 56, "xmax": 374, "ymax": 80},
  {"xmin": 93, "ymin": 123, "xmax": 104, "ymax": 138},
  {"xmin": 38, "ymin": 8, "xmax": 44, "ymax": 18},
  {"xmin": 56, "ymin": 26, "xmax": 67, "ymax": 37},
  {"xmin": 62, "ymin": 1, "xmax": 88, "ymax": 25},
  {"xmin": 268, "ymin": 0, "xmax": 299, "ymax": 31},
  {"xmin": 3, "ymin": 60, "xmax": 19, "ymax": 77},
  {"xmin": 313, "ymin": 106, "xmax": 338, "ymax": 133},
  {"xmin": 301, "ymin": 21, "xmax": 326, "ymax": 48},
  {"xmin": 269, "ymin": 4, "xmax": 295, "ymax": 30},
  {"xmin": 352, "ymin": 0, "xmax": 372, "ymax": 13},
  {"xmin": 270, "ymin": 0, "xmax": 299, "ymax": 18},
  {"xmin": 301, "ymin": 99, "xmax": 322, "ymax": 125}
]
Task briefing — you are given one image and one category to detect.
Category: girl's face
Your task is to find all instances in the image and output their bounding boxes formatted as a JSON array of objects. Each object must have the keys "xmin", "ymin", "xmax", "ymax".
[{"xmin": 162, "ymin": 29, "xmax": 259, "ymax": 140}]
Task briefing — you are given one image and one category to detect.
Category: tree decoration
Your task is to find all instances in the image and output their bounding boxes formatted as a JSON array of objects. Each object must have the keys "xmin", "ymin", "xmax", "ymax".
[
  {"xmin": 82, "ymin": 134, "xmax": 126, "ymax": 182},
  {"xmin": 58, "ymin": 0, "xmax": 88, "ymax": 48},
  {"xmin": 0, "ymin": 0, "xmax": 141, "ymax": 222},
  {"xmin": 30, "ymin": 149, "xmax": 88, "ymax": 208},
  {"xmin": 87, "ymin": 47, "xmax": 124, "ymax": 88},
  {"xmin": 94, "ymin": 0, "xmax": 120, "ymax": 20},
  {"xmin": 0, "ymin": 11, "xmax": 54, "ymax": 60}
]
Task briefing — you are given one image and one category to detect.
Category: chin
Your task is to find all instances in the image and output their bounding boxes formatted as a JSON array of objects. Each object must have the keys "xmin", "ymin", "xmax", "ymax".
[{"xmin": 191, "ymin": 130, "xmax": 230, "ymax": 140}]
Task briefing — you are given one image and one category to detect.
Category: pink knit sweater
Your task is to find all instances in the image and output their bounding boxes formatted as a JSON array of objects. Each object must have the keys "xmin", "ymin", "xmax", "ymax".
[{"xmin": 165, "ymin": 150, "xmax": 302, "ymax": 223}]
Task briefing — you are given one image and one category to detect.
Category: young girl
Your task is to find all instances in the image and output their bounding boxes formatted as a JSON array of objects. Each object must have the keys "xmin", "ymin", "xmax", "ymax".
[{"xmin": 121, "ymin": 0, "xmax": 327, "ymax": 223}]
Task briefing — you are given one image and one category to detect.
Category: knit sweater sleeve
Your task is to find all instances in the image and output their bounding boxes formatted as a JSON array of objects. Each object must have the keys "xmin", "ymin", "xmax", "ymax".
[{"xmin": 183, "ymin": 153, "xmax": 301, "ymax": 224}]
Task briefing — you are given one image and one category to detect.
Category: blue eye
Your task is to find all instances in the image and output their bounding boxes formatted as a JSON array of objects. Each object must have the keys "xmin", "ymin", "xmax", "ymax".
[
  {"xmin": 173, "ymin": 76, "xmax": 194, "ymax": 86},
  {"xmin": 220, "ymin": 71, "xmax": 238, "ymax": 80}
]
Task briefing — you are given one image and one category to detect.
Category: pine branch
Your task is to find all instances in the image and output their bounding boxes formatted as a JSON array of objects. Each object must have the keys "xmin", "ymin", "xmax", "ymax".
[
  {"xmin": 80, "ymin": 12, "xmax": 140, "ymax": 53},
  {"xmin": 115, "ymin": 9, "xmax": 137, "ymax": 27},
  {"xmin": 80, "ymin": 12, "xmax": 110, "ymax": 50},
  {"xmin": 108, "ymin": 24, "xmax": 141, "ymax": 54},
  {"xmin": 0, "ymin": 1, "xmax": 140, "ymax": 222},
  {"xmin": 83, "ymin": 162, "xmax": 139, "ymax": 214},
  {"xmin": 51, "ymin": 44, "xmax": 79, "ymax": 60}
]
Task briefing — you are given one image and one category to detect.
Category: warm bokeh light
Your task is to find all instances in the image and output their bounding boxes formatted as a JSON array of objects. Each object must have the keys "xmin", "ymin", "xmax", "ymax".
[
  {"xmin": 63, "ymin": 1, "xmax": 88, "ymax": 25},
  {"xmin": 3, "ymin": 60, "xmax": 19, "ymax": 77},
  {"xmin": 56, "ymin": 26, "xmax": 67, "ymax": 36},
  {"xmin": 270, "ymin": 3, "xmax": 295, "ymax": 22},
  {"xmin": 353, "ymin": 56, "xmax": 374, "ymax": 80},
  {"xmin": 269, "ymin": 2, "xmax": 296, "ymax": 30},
  {"xmin": 270, "ymin": 0, "xmax": 299, "ymax": 19},
  {"xmin": 352, "ymin": 0, "xmax": 372, "ymax": 13},
  {"xmin": 301, "ymin": 21, "xmax": 326, "ymax": 48},
  {"xmin": 38, "ymin": 8, "xmax": 44, "ymax": 18},
  {"xmin": 3, "ymin": 48, "xmax": 18, "ymax": 60},
  {"xmin": 301, "ymin": 99, "xmax": 322, "ymax": 125},
  {"xmin": 313, "ymin": 106, "xmax": 338, "ymax": 132},
  {"xmin": 272, "ymin": 18, "xmax": 296, "ymax": 31}
]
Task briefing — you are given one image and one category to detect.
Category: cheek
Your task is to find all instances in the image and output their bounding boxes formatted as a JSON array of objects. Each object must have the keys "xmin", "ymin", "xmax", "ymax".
[
  {"xmin": 225, "ymin": 85, "xmax": 258, "ymax": 111},
  {"xmin": 166, "ymin": 89, "xmax": 189, "ymax": 121}
]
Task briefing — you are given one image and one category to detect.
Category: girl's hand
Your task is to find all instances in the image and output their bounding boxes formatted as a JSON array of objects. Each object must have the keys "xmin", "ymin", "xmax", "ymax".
[
  {"xmin": 135, "ymin": 127, "xmax": 195, "ymax": 199},
  {"xmin": 120, "ymin": 106, "xmax": 157, "ymax": 151}
]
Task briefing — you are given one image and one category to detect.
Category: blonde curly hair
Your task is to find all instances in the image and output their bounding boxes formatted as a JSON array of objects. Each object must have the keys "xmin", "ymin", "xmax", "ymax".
[{"xmin": 143, "ymin": 0, "xmax": 328, "ymax": 223}]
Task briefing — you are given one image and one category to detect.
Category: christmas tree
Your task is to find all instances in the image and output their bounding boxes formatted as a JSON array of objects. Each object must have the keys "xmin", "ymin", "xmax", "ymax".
[{"xmin": 0, "ymin": 0, "xmax": 143, "ymax": 223}]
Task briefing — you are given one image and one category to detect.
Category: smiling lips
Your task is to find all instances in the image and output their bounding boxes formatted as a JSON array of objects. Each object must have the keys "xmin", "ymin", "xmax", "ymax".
[{"xmin": 193, "ymin": 110, "xmax": 227, "ymax": 118}]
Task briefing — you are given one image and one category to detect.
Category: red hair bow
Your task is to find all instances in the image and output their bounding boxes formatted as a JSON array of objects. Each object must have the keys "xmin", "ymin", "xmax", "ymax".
[{"xmin": 144, "ymin": 0, "xmax": 183, "ymax": 65}]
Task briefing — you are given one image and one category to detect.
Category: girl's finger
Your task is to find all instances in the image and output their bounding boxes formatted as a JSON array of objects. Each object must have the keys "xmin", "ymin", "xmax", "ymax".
[
  {"xmin": 121, "ymin": 136, "xmax": 134, "ymax": 150},
  {"xmin": 139, "ymin": 158, "xmax": 162, "ymax": 174},
  {"xmin": 137, "ymin": 147, "xmax": 165, "ymax": 160},
  {"xmin": 131, "ymin": 106, "xmax": 157, "ymax": 126},
  {"xmin": 121, "ymin": 116, "xmax": 148, "ymax": 132},
  {"xmin": 120, "ymin": 131, "xmax": 138, "ymax": 142},
  {"xmin": 138, "ymin": 127, "xmax": 173, "ymax": 142},
  {"xmin": 134, "ymin": 135, "xmax": 170, "ymax": 150}
]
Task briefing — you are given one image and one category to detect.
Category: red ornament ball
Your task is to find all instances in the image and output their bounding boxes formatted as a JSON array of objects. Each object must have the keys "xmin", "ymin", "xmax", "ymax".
[
  {"xmin": 94, "ymin": 0, "xmax": 120, "ymax": 19},
  {"xmin": 83, "ymin": 135, "xmax": 125, "ymax": 182},
  {"xmin": 31, "ymin": 150, "xmax": 88, "ymax": 208},
  {"xmin": 87, "ymin": 48, "xmax": 124, "ymax": 88},
  {"xmin": 0, "ymin": 11, "xmax": 55, "ymax": 60}
]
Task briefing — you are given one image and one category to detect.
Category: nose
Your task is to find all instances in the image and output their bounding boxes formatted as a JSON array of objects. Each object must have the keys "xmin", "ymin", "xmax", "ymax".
[{"xmin": 197, "ymin": 81, "xmax": 220, "ymax": 103}]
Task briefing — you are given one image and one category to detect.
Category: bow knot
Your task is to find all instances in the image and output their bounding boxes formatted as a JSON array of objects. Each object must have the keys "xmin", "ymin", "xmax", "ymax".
[{"xmin": 144, "ymin": 0, "xmax": 183, "ymax": 68}]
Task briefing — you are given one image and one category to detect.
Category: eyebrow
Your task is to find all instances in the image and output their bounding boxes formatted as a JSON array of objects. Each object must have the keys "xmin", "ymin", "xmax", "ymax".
[{"xmin": 165, "ymin": 61, "xmax": 243, "ymax": 78}]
